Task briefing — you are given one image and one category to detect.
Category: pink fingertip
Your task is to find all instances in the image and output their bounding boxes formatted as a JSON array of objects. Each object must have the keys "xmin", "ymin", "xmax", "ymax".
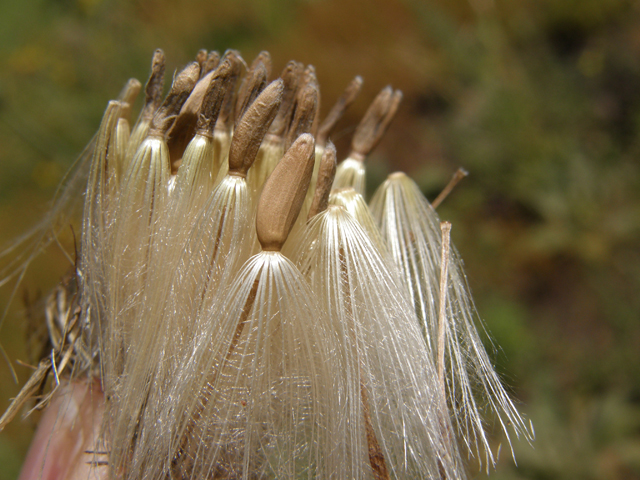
[{"xmin": 18, "ymin": 380, "xmax": 107, "ymax": 480}]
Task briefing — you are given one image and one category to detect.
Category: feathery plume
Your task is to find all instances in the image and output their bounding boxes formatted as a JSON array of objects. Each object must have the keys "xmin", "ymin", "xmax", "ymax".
[
  {"xmin": 370, "ymin": 172, "xmax": 534, "ymax": 467},
  {"xmin": 160, "ymin": 133, "xmax": 343, "ymax": 479},
  {"xmin": 294, "ymin": 205, "xmax": 468, "ymax": 478},
  {"xmin": 1, "ymin": 48, "xmax": 532, "ymax": 480},
  {"xmin": 107, "ymin": 79, "xmax": 285, "ymax": 478}
]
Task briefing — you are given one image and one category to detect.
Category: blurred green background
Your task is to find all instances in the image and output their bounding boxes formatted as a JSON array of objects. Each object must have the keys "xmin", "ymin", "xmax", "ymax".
[{"xmin": 1, "ymin": 0, "xmax": 639, "ymax": 478}]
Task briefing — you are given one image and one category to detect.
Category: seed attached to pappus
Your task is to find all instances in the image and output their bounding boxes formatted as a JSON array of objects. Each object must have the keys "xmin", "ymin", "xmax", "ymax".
[{"xmin": 1, "ymin": 47, "xmax": 533, "ymax": 480}]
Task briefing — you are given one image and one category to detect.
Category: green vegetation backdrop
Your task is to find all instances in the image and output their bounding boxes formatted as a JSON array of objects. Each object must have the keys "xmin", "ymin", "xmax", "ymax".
[{"xmin": 0, "ymin": 0, "xmax": 639, "ymax": 478}]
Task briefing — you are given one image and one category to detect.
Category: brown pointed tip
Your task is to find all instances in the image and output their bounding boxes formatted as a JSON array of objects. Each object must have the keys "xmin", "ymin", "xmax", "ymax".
[
  {"xmin": 197, "ymin": 58, "xmax": 235, "ymax": 133},
  {"xmin": 144, "ymin": 49, "xmax": 166, "ymax": 115},
  {"xmin": 234, "ymin": 61, "xmax": 268, "ymax": 125},
  {"xmin": 256, "ymin": 133, "xmax": 316, "ymax": 251},
  {"xmin": 431, "ymin": 167, "xmax": 469, "ymax": 209},
  {"xmin": 228, "ymin": 79, "xmax": 284, "ymax": 178},
  {"xmin": 377, "ymin": 89, "xmax": 402, "ymax": 135},
  {"xmin": 308, "ymin": 141, "xmax": 337, "ymax": 220},
  {"xmin": 195, "ymin": 49, "xmax": 208, "ymax": 75},
  {"xmin": 166, "ymin": 59, "xmax": 235, "ymax": 165},
  {"xmin": 284, "ymin": 79, "xmax": 319, "ymax": 151},
  {"xmin": 268, "ymin": 61, "xmax": 303, "ymax": 137},
  {"xmin": 118, "ymin": 78, "xmax": 142, "ymax": 106},
  {"xmin": 251, "ymin": 51, "xmax": 272, "ymax": 78},
  {"xmin": 351, "ymin": 86, "xmax": 402, "ymax": 159},
  {"xmin": 204, "ymin": 51, "xmax": 220, "ymax": 74},
  {"xmin": 149, "ymin": 62, "xmax": 200, "ymax": 135},
  {"xmin": 215, "ymin": 50, "xmax": 246, "ymax": 129},
  {"xmin": 317, "ymin": 75, "xmax": 363, "ymax": 147},
  {"xmin": 172, "ymin": 62, "xmax": 201, "ymax": 96}
]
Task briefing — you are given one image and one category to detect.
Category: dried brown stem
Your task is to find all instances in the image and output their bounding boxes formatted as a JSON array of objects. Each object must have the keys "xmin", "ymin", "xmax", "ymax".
[
  {"xmin": 437, "ymin": 221, "xmax": 451, "ymax": 397},
  {"xmin": 431, "ymin": 168, "xmax": 469, "ymax": 209}
]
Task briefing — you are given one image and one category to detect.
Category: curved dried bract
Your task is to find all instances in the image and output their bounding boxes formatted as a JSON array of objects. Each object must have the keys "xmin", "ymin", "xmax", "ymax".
[
  {"xmin": 293, "ymin": 206, "xmax": 467, "ymax": 479},
  {"xmin": 369, "ymin": 172, "xmax": 534, "ymax": 467}
]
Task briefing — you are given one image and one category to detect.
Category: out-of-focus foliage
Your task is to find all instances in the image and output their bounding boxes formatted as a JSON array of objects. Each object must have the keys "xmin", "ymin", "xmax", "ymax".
[{"xmin": 0, "ymin": 0, "xmax": 639, "ymax": 479}]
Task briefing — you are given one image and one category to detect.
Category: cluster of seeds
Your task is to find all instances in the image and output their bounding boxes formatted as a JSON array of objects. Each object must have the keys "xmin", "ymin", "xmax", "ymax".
[{"xmin": 4, "ymin": 48, "xmax": 533, "ymax": 479}]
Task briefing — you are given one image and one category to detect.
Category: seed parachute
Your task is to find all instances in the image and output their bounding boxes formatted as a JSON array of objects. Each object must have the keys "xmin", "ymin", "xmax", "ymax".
[{"xmin": 1, "ymin": 48, "xmax": 532, "ymax": 480}]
